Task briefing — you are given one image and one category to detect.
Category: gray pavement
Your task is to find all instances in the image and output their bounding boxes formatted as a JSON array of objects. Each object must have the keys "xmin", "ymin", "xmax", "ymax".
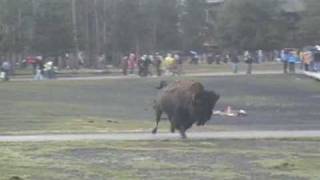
[
  {"xmin": 304, "ymin": 71, "xmax": 320, "ymax": 80},
  {"xmin": 1, "ymin": 130, "xmax": 320, "ymax": 142},
  {"xmin": 11, "ymin": 70, "xmax": 288, "ymax": 82}
]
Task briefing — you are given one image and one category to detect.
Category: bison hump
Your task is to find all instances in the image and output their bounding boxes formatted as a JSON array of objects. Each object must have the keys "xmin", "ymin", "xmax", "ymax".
[{"xmin": 164, "ymin": 80, "xmax": 204, "ymax": 95}]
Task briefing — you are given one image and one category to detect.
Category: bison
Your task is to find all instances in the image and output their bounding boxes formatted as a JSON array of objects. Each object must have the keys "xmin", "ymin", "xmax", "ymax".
[{"xmin": 152, "ymin": 80, "xmax": 220, "ymax": 138}]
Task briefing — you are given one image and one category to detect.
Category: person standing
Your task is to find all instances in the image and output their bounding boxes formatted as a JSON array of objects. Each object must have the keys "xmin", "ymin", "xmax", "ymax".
[
  {"xmin": 314, "ymin": 51, "xmax": 320, "ymax": 72},
  {"xmin": 288, "ymin": 50, "xmax": 299, "ymax": 73},
  {"xmin": 154, "ymin": 53, "xmax": 163, "ymax": 76},
  {"xmin": 302, "ymin": 51, "xmax": 313, "ymax": 71},
  {"xmin": 281, "ymin": 49, "xmax": 289, "ymax": 74},
  {"xmin": 143, "ymin": 55, "xmax": 152, "ymax": 77},
  {"xmin": 1, "ymin": 61, "xmax": 11, "ymax": 81},
  {"xmin": 128, "ymin": 53, "xmax": 136, "ymax": 74},
  {"xmin": 230, "ymin": 51, "xmax": 240, "ymax": 74},
  {"xmin": 190, "ymin": 51, "xmax": 199, "ymax": 64},
  {"xmin": 244, "ymin": 51, "xmax": 254, "ymax": 75},
  {"xmin": 137, "ymin": 55, "xmax": 145, "ymax": 77},
  {"xmin": 174, "ymin": 53, "xmax": 183, "ymax": 75},
  {"xmin": 44, "ymin": 61, "xmax": 55, "ymax": 79},
  {"xmin": 34, "ymin": 56, "xmax": 45, "ymax": 80},
  {"xmin": 26, "ymin": 56, "xmax": 37, "ymax": 75},
  {"xmin": 121, "ymin": 55, "xmax": 128, "ymax": 75},
  {"xmin": 257, "ymin": 50, "xmax": 264, "ymax": 63},
  {"xmin": 163, "ymin": 53, "xmax": 174, "ymax": 75}
]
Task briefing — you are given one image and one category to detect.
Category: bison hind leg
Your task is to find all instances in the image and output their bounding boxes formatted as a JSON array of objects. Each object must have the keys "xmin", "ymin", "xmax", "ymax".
[{"xmin": 152, "ymin": 109, "xmax": 163, "ymax": 134}]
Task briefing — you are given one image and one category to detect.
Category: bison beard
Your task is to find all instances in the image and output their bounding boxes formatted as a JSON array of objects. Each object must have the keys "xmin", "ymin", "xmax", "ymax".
[{"xmin": 152, "ymin": 80, "xmax": 220, "ymax": 138}]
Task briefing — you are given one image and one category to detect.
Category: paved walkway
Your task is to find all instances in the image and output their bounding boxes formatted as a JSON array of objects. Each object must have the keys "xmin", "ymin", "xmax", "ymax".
[
  {"xmin": 11, "ymin": 71, "xmax": 287, "ymax": 82},
  {"xmin": 1, "ymin": 130, "xmax": 320, "ymax": 142}
]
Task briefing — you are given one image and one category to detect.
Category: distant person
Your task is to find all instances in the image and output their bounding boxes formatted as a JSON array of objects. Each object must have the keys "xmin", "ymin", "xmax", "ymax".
[
  {"xmin": 26, "ymin": 56, "xmax": 37, "ymax": 75},
  {"xmin": 128, "ymin": 53, "xmax": 136, "ymax": 74},
  {"xmin": 215, "ymin": 53, "xmax": 222, "ymax": 64},
  {"xmin": 302, "ymin": 51, "xmax": 313, "ymax": 71},
  {"xmin": 121, "ymin": 56, "xmax": 128, "ymax": 75},
  {"xmin": 137, "ymin": 55, "xmax": 145, "ymax": 76},
  {"xmin": 207, "ymin": 53, "xmax": 214, "ymax": 64},
  {"xmin": 174, "ymin": 54, "xmax": 183, "ymax": 75},
  {"xmin": 154, "ymin": 52, "xmax": 163, "ymax": 76},
  {"xmin": 190, "ymin": 51, "xmax": 199, "ymax": 64},
  {"xmin": 34, "ymin": 68, "xmax": 43, "ymax": 80},
  {"xmin": 314, "ymin": 51, "xmax": 320, "ymax": 72},
  {"xmin": 244, "ymin": 51, "xmax": 254, "ymax": 75},
  {"xmin": 281, "ymin": 50, "xmax": 289, "ymax": 74},
  {"xmin": 257, "ymin": 50, "xmax": 264, "ymax": 63},
  {"xmin": 34, "ymin": 56, "xmax": 44, "ymax": 80},
  {"xmin": 230, "ymin": 51, "xmax": 240, "ymax": 74},
  {"xmin": 34, "ymin": 56, "xmax": 45, "ymax": 73},
  {"xmin": 143, "ymin": 55, "xmax": 152, "ymax": 76},
  {"xmin": 44, "ymin": 61, "xmax": 56, "ymax": 79},
  {"xmin": 1, "ymin": 61, "xmax": 11, "ymax": 81},
  {"xmin": 163, "ymin": 53, "xmax": 176, "ymax": 75},
  {"xmin": 222, "ymin": 52, "xmax": 230, "ymax": 64},
  {"xmin": 288, "ymin": 51, "xmax": 299, "ymax": 73}
]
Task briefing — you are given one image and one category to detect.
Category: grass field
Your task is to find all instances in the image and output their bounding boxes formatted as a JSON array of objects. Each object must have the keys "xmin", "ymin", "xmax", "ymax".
[
  {"xmin": 183, "ymin": 62, "xmax": 283, "ymax": 73},
  {"xmin": 0, "ymin": 74, "xmax": 320, "ymax": 134},
  {"xmin": 1, "ymin": 71, "xmax": 320, "ymax": 179},
  {"xmin": 1, "ymin": 139, "xmax": 320, "ymax": 180}
]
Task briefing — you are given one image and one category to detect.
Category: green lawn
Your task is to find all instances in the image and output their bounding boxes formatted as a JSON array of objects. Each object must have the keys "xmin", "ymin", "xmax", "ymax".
[
  {"xmin": 0, "ymin": 74, "xmax": 320, "ymax": 134},
  {"xmin": 1, "ymin": 139, "xmax": 320, "ymax": 180},
  {"xmin": 182, "ymin": 62, "xmax": 283, "ymax": 73}
]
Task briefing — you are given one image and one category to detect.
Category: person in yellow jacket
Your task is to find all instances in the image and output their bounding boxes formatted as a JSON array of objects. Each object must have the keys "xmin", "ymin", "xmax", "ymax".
[{"xmin": 163, "ymin": 53, "xmax": 176, "ymax": 75}]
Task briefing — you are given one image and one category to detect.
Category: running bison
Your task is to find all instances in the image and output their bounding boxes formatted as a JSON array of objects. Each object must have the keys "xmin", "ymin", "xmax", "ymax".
[{"xmin": 152, "ymin": 80, "xmax": 220, "ymax": 138}]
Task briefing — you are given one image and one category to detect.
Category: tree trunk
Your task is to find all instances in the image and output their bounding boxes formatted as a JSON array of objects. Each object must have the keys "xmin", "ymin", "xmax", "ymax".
[
  {"xmin": 71, "ymin": 0, "xmax": 80, "ymax": 69},
  {"xmin": 94, "ymin": 0, "xmax": 100, "ymax": 68}
]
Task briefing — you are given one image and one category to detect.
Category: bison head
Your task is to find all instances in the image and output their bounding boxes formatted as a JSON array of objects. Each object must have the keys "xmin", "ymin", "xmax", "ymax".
[{"xmin": 192, "ymin": 91, "xmax": 220, "ymax": 126}]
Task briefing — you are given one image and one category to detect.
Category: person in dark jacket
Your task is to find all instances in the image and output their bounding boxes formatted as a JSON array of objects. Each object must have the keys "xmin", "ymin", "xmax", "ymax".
[
  {"xmin": 154, "ymin": 53, "xmax": 163, "ymax": 76},
  {"xmin": 244, "ymin": 51, "xmax": 254, "ymax": 75},
  {"xmin": 313, "ymin": 51, "xmax": 320, "ymax": 72},
  {"xmin": 230, "ymin": 51, "xmax": 240, "ymax": 74}
]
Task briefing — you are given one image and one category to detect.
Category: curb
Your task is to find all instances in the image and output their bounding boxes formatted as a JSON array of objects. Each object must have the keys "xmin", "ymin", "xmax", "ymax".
[{"xmin": 304, "ymin": 71, "xmax": 320, "ymax": 81}]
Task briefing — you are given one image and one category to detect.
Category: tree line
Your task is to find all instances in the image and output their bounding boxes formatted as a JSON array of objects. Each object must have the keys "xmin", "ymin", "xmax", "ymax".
[{"xmin": 0, "ymin": 0, "xmax": 319, "ymax": 68}]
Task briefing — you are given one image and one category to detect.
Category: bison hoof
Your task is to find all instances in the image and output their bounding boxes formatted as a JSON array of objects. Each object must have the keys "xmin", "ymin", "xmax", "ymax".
[
  {"xmin": 179, "ymin": 132, "xmax": 187, "ymax": 139},
  {"xmin": 152, "ymin": 128, "xmax": 157, "ymax": 134}
]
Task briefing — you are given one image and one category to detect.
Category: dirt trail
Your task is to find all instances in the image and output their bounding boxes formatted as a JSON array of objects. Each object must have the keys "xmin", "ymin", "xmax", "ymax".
[{"xmin": 1, "ymin": 130, "xmax": 320, "ymax": 142}]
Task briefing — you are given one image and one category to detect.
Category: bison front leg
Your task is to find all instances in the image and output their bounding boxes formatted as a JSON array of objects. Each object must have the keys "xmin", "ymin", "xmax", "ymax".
[
  {"xmin": 172, "ymin": 113, "xmax": 187, "ymax": 139},
  {"xmin": 152, "ymin": 109, "xmax": 162, "ymax": 134},
  {"xmin": 166, "ymin": 115, "xmax": 176, "ymax": 133},
  {"xmin": 179, "ymin": 127, "xmax": 187, "ymax": 139},
  {"xmin": 170, "ymin": 124, "xmax": 176, "ymax": 133}
]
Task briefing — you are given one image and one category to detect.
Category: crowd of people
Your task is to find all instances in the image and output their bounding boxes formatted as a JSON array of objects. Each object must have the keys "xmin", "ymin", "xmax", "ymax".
[
  {"xmin": 1, "ymin": 46, "xmax": 320, "ymax": 82},
  {"xmin": 121, "ymin": 52, "xmax": 183, "ymax": 77},
  {"xmin": 280, "ymin": 46, "xmax": 320, "ymax": 74},
  {"xmin": 26, "ymin": 56, "xmax": 57, "ymax": 80}
]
